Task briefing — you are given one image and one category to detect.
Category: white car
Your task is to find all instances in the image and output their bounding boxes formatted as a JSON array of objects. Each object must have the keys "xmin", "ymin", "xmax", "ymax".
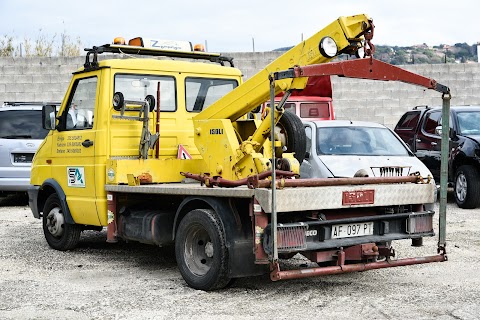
[{"xmin": 301, "ymin": 120, "xmax": 434, "ymax": 182}]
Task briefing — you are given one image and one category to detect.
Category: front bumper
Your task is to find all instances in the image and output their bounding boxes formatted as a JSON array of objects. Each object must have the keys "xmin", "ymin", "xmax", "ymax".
[
  {"xmin": 0, "ymin": 177, "xmax": 31, "ymax": 192},
  {"xmin": 263, "ymin": 210, "xmax": 435, "ymax": 253},
  {"xmin": 28, "ymin": 185, "xmax": 41, "ymax": 219}
]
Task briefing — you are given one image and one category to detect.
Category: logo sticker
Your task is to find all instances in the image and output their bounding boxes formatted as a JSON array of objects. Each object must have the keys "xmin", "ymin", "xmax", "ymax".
[
  {"xmin": 107, "ymin": 168, "xmax": 115, "ymax": 182},
  {"xmin": 67, "ymin": 167, "xmax": 85, "ymax": 187}
]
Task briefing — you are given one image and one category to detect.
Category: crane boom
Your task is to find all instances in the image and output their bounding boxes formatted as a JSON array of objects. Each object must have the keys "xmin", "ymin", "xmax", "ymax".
[{"xmin": 194, "ymin": 14, "xmax": 373, "ymax": 122}]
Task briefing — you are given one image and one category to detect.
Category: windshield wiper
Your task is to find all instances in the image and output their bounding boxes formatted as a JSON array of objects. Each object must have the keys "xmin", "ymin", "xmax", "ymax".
[{"xmin": 1, "ymin": 135, "xmax": 32, "ymax": 139}]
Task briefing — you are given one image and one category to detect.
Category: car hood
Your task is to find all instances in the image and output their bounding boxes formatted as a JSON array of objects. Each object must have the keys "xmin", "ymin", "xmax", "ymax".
[
  {"xmin": 319, "ymin": 155, "xmax": 433, "ymax": 180},
  {"xmin": 463, "ymin": 134, "xmax": 480, "ymax": 144}
]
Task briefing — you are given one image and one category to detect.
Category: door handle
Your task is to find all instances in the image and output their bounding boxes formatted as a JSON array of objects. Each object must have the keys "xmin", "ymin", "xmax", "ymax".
[
  {"xmin": 431, "ymin": 141, "xmax": 437, "ymax": 146},
  {"xmin": 82, "ymin": 139, "xmax": 94, "ymax": 147},
  {"xmin": 415, "ymin": 139, "xmax": 421, "ymax": 143}
]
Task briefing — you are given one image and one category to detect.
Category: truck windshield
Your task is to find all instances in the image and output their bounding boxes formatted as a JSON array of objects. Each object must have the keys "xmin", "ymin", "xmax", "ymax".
[
  {"xmin": 300, "ymin": 102, "xmax": 330, "ymax": 118},
  {"xmin": 457, "ymin": 111, "xmax": 480, "ymax": 135},
  {"xmin": 185, "ymin": 78, "xmax": 238, "ymax": 112},
  {"xmin": 0, "ymin": 110, "xmax": 49, "ymax": 139},
  {"xmin": 316, "ymin": 126, "xmax": 410, "ymax": 156},
  {"xmin": 114, "ymin": 74, "xmax": 176, "ymax": 111}
]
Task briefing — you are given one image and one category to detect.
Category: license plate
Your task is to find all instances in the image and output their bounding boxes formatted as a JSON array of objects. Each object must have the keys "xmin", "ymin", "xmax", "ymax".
[
  {"xmin": 331, "ymin": 222, "xmax": 374, "ymax": 239},
  {"xmin": 342, "ymin": 190, "xmax": 375, "ymax": 205},
  {"xmin": 13, "ymin": 153, "xmax": 34, "ymax": 163}
]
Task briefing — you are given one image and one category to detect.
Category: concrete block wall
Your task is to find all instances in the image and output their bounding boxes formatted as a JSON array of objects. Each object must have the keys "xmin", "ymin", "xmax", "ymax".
[
  {"xmin": 0, "ymin": 56, "xmax": 84, "ymax": 103},
  {"xmin": 1, "ymin": 52, "xmax": 480, "ymax": 128}
]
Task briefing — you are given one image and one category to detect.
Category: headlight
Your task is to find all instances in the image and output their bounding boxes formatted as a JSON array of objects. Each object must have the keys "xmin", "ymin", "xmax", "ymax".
[{"xmin": 319, "ymin": 37, "xmax": 338, "ymax": 58}]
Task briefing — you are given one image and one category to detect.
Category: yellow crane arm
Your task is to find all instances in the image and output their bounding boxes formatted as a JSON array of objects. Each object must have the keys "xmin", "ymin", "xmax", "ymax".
[{"xmin": 194, "ymin": 14, "xmax": 373, "ymax": 122}]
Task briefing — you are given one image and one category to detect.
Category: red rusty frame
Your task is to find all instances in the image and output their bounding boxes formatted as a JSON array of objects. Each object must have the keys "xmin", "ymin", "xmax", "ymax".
[
  {"xmin": 288, "ymin": 56, "xmax": 449, "ymax": 94},
  {"xmin": 252, "ymin": 198, "xmax": 270, "ymax": 264},
  {"xmin": 252, "ymin": 174, "xmax": 421, "ymax": 188},
  {"xmin": 271, "ymin": 252, "xmax": 447, "ymax": 281},
  {"xmin": 106, "ymin": 192, "xmax": 118, "ymax": 243},
  {"xmin": 181, "ymin": 170, "xmax": 296, "ymax": 188}
]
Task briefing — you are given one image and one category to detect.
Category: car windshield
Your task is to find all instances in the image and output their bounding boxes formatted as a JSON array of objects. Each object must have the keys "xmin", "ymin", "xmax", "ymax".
[
  {"xmin": 457, "ymin": 111, "xmax": 480, "ymax": 135},
  {"xmin": 0, "ymin": 109, "xmax": 49, "ymax": 139},
  {"xmin": 316, "ymin": 126, "xmax": 410, "ymax": 156}
]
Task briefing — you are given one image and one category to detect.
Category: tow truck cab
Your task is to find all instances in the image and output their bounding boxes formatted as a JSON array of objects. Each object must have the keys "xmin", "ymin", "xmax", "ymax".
[{"xmin": 29, "ymin": 39, "xmax": 243, "ymax": 227}]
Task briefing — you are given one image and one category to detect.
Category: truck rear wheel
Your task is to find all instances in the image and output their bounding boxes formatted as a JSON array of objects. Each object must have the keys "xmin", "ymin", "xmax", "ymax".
[
  {"xmin": 175, "ymin": 208, "xmax": 230, "ymax": 291},
  {"xmin": 42, "ymin": 194, "xmax": 81, "ymax": 251},
  {"xmin": 275, "ymin": 111, "xmax": 307, "ymax": 164},
  {"xmin": 454, "ymin": 165, "xmax": 480, "ymax": 209}
]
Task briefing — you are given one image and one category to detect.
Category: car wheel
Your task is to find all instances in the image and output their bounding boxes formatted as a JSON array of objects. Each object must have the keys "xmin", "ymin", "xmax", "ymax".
[
  {"xmin": 175, "ymin": 209, "xmax": 230, "ymax": 291},
  {"xmin": 43, "ymin": 194, "xmax": 81, "ymax": 250},
  {"xmin": 454, "ymin": 165, "xmax": 480, "ymax": 209},
  {"xmin": 275, "ymin": 111, "xmax": 307, "ymax": 164}
]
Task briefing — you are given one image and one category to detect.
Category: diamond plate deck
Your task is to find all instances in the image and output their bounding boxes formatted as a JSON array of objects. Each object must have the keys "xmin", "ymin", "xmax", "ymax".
[
  {"xmin": 105, "ymin": 182, "xmax": 435, "ymax": 213},
  {"xmin": 254, "ymin": 183, "xmax": 435, "ymax": 213},
  {"xmin": 105, "ymin": 183, "xmax": 255, "ymax": 198}
]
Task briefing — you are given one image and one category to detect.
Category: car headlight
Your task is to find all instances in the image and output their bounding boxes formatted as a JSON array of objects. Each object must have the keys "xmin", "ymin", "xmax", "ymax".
[{"xmin": 319, "ymin": 37, "xmax": 338, "ymax": 58}]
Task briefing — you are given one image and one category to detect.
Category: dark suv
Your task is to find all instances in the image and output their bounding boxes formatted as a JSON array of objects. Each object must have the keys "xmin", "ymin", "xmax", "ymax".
[
  {"xmin": 394, "ymin": 105, "xmax": 480, "ymax": 208},
  {"xmin": 0, "ymin": 102, "xmax": 58, "ymax": 196}
]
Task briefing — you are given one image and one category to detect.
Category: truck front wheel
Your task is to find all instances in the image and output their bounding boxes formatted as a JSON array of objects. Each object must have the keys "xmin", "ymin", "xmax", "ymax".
[
  {"xmin": 43, "ymin": 193, "xmax": 81, "ymax": 251},
  {"xmin": 175, "ymin": 209, "xmax": 230, "ymax": 291},
  {"xmin": 454, "ymin": 165, "xmax": 480, "ymax": 209}
]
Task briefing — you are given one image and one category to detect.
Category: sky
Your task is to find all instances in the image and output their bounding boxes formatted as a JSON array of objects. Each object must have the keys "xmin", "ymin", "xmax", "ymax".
[{"xmin": 1, "ymin": 0, "xmax": 479, "ymax": 53}]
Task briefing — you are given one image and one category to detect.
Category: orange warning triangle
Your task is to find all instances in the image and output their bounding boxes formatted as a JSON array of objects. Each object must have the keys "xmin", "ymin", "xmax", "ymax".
[{"xmin": 177, "ymin": 144, "xmax": 192, "ymax": 159}]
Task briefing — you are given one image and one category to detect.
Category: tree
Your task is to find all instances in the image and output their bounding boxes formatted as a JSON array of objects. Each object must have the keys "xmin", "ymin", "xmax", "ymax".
[
  {"xmin": 0, "ymin": 35, "xmax": 15, "ymax": 56},
  {"xmin": 0, "ymin": 30, "xmax": 82, "ymax": 57}
]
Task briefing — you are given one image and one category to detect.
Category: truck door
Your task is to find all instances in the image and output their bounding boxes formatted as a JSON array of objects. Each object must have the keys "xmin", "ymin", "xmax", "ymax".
[
  {"xmin": 414, "ymin": 110, "xmax": 442, "ymax": 179},
  {"xmin": 395, "ymin": 110, "xmax": 421, "ymax": 151},
  {"xmin": 52, "ymin": 76, "xmax": 100, "ymax": 225}
]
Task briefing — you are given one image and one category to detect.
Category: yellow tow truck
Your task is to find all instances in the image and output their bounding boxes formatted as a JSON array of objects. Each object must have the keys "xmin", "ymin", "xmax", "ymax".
[{"xmin": 29, "ymin": 14, "xmax": 448, "ymax": 290}]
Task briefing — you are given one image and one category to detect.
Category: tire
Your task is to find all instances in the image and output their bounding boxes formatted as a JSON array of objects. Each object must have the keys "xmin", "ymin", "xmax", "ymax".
[
  {"xmin": 112, "ymin": 92, "xmax": 124, "ymax": 111},
  {"xmin": 42, "ymin": 194, "xmax": 81, "ymax": 251},
  {"xmin": 275, "ymin": 111, "xmax": 307, "ymax": 164},
  {"xmin": 454, "ymin": 165, "xmax": 480, "ymax": 209},
  {"xmin": 175, "ymin": 209, "xmax": 230, "ymax": 291}
]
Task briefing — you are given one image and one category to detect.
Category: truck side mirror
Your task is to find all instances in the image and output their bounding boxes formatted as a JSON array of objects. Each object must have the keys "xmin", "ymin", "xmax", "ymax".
[
  {"xmin": 42, "ymin": 104, "xmax": 57, "ymax": 130},
  {"xmin": 435, "ymin": 125, "xmax": 456, "ymax": 139},
  {"xmin": 449, "ymin": 127, "xmax": 457, "ymax": 139}
]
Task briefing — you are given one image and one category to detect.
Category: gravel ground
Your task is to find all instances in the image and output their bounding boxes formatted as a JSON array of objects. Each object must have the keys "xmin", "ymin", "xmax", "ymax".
[{"xmin": 1, "ymin": 191, "xmax": 479, "ymax": 320}]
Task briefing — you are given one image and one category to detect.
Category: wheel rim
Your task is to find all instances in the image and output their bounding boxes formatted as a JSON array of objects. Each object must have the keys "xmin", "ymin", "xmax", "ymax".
[
  {"xmin": 274, "ymin": 125, "xmax": 287, "ymax": 150},
  {"xmin": 456, "ymin": 173, "xmax": 467, "ymax": 202},
  {"xmin": 183, "ymin": 225, "xmax": 214, "ymax": 276},
  {"xmin": 46, "ymin": 207, "xmax": 65, "ymax": 237}
]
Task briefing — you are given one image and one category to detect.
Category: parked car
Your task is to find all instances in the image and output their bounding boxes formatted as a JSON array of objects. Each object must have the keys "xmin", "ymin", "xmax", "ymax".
[
  {"xmin": 394, "ymin": 105, "xmax": 480, "ymax": 208},
  {"xmin": 0, "ymin": 102, "xmax": 58, "ymax": 196},
  {"xmin": 301, "ymin": 120, "xmax": 435, "ymax": 184}
]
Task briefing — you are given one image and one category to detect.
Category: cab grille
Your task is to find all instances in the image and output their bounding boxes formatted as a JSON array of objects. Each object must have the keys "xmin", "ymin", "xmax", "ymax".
[{"xmin": 372, "ymin": 166, "xmax": 411, "ymax": 177}]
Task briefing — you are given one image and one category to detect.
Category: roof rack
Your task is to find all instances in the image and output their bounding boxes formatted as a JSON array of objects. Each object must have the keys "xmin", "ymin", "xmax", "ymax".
[
  {"xmin": 413, "ymin": 105, "xmax": 430, "ymax": 110},
  {"xmin": 2, "ymin": 101, "xmax": 60, "ymax": 106},
  {"xmin": 83, "ymin": 44, "xmax": 234, "ymax": 71}
]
